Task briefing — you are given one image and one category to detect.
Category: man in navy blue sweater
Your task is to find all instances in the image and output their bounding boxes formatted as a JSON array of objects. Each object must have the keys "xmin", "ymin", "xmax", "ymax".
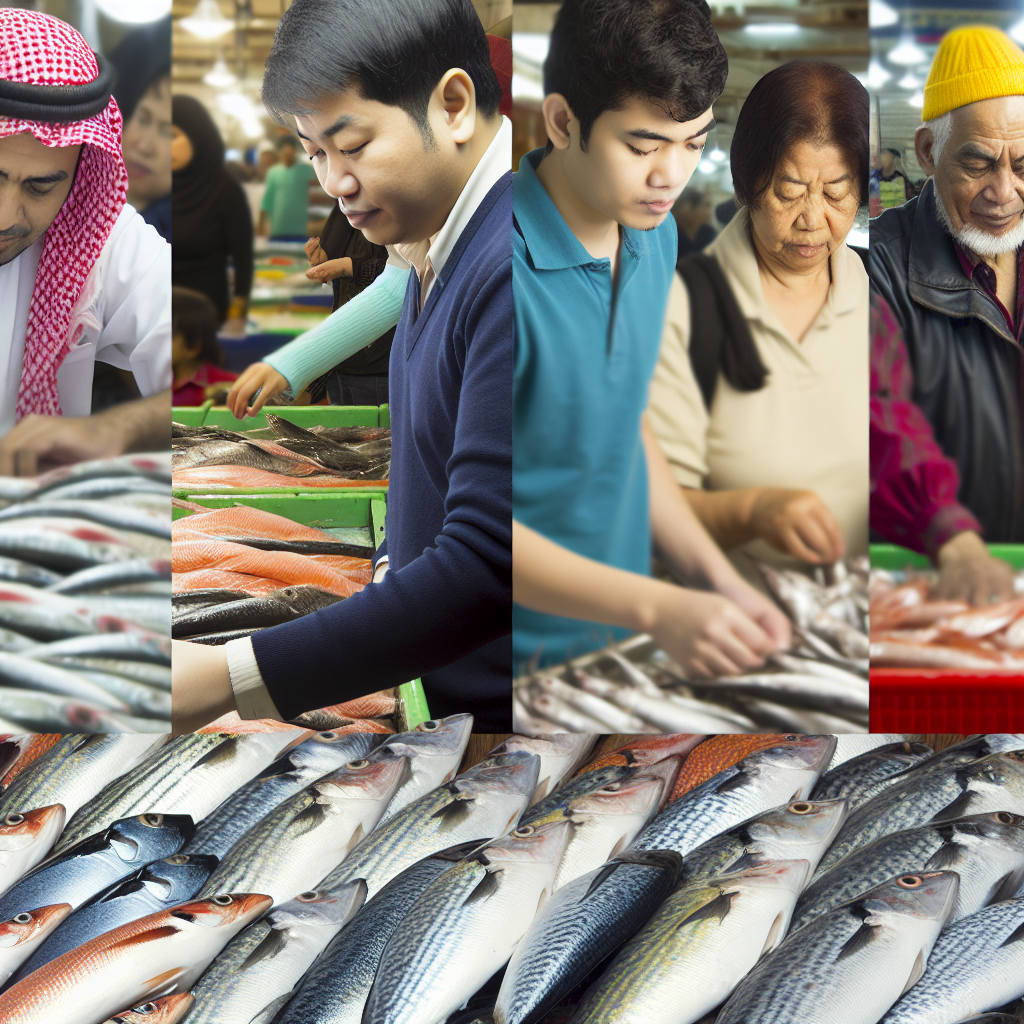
[{"xmin": 172, "ymin": 0, "xmax": 512, "ymax": 732}]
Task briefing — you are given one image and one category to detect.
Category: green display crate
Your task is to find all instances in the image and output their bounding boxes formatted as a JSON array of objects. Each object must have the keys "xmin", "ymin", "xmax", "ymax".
[
  {"xmin": 172, "ymin": 404, "xmax": 391, "ymax": 430},
  {"xmin": 871, "ymin": 543, "xmax": 1024, "ymax": 570},
  {"xmin": 171, "ymin": 402, "xmax": 211, "ymax": 426}
]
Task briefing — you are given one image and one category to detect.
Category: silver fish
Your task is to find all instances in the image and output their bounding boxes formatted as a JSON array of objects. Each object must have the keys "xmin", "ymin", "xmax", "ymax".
[
  {"xmin": 0, "ymin": 651, "xmax": 132, "ymax": 711},
  {"xmin": 486, "ymin": 733, "xmax": 597, "ymax": 805},
  {"xmin": 0, "ymin": 688, "xmax": 165, "ymax": 734},
  {"xmin": 812, "ymin": 741, "xmax": 935, "ymax": 811},
  {"xmin": 24, "ymin": 632, "xmax": 171, "ymax": 665},
  {"xmin": 0, "ymin": 501, "xmax": 170, "ymax": 540},
  {"xmin": 49, "ymin": 560, "xmax": 171, "ymax": 596}
]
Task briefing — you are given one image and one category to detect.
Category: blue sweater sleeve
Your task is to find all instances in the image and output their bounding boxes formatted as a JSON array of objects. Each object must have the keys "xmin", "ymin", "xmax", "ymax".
[{"xmin": 250, "ymin": 258, "xmax": 512, "ymax": 717}]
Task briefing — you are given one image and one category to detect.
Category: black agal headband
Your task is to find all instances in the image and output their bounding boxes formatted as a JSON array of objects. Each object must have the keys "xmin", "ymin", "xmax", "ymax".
[{"xmin": 0, "ymin": 51, "xmax": 115, "ymax": 123}]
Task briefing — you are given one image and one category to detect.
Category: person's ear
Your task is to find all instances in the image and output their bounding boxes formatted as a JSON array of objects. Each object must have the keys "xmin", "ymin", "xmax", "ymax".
[
  {"xmin": 542, "ymin": 93, "xmax": 575, "ymax": 151},
  {"xmin": 436, "ymin": 69, "xmax": 476, "ymax": 145},
  {"xmin": 915, "ymin": 126, "xmax": 936, "ymax": 177}
]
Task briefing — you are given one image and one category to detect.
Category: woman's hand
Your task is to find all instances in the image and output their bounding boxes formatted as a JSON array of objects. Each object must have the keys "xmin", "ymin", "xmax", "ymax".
[
  {"xmin": 748, "ymin": 488, "xmax": 846, "ymax": 564},
  {"xmin": 225, "ymin": 362, "xmax": 290, "ymax": 419},
  {"xmin": 936, "ymin": 531, "xmax": 1015, "ymax": 606},
  {"xmin": 305, "ymin": 236, "xmax": 328, "ymax": 266},
  {"xmin": 306, "ymin": 257, "xmax": 353, "ymax": 283}
]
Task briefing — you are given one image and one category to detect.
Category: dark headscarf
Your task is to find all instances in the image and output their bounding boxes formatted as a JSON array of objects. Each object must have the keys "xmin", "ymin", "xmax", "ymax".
[
  {"xmin": 107, "ymin": 16, "xmax": 171, "ymax": 123},
  {"xmin": 172, "ymin": 95, "xmax": 229, "ymax": 222}
]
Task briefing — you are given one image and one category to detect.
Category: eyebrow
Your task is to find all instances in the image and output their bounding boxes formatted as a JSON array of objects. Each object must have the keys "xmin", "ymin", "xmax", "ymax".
[
  {"xmin": 956, "ymin": 144, "xmax": 999, "ymax": 162},
  {"xmin": 627, "ymin": 118, "xmax": 716, "ymax": 144},
  {"xmin": 0, "ymin": 169, "xmax": 69, "ymax": 185},
  {"xmin": 779, "ymin": 173, "xmax": 853, "ymax": 186},
  {"xmin": 296, "ymin": 114, "xmax": 359, "ymax": 143}
]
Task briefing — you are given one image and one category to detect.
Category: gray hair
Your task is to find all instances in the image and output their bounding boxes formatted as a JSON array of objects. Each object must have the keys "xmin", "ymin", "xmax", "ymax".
[{"xmin": 923, "ymin": 111, "xmax": 952, "ymax": 163}]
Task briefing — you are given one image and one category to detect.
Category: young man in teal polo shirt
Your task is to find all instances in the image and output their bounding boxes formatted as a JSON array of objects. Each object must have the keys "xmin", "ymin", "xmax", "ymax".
[{"xmin": 513, "ymin": 0, "xmax": 791, "ymax": 677}]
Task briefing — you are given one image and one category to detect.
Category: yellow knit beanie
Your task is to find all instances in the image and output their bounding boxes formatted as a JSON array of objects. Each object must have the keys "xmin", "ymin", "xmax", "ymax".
[{"xmin": 922, "ymin": 25, "xmax": 1024, "ymax": 121}]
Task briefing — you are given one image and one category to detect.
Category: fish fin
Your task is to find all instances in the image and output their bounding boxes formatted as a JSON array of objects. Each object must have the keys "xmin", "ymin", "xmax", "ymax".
[
  {"xmin": 249, "ymin": 993, "xmax": 291, "ymax": 1024},
  {"xmin": 580, "ymin": 862, "xmax": 622, "ymax": 901},
  {"xmin": 713, "ymin": 769, "xmax": 750, "ymax": 795},
  {"xmin": 987, "ymin": 866, "xmax": 1024, "ymax": 906},
  {"xmin": 901, "ymin": 949, "xmax": 926, "ymax": 995},
  {"xmin": 675, "ymin": 890, "xmax": 734, "ymax": 931},
  {"xmin": 142, "ymin": 966, "xmax": 187, "ymax": 998},
  {"xmin": 608, "ymin": 836, "xmax": 629, "ymax": 860},
  {"xmin": 932, "ymin": 789, "xmax": 975, "ymax": 823},
  {"xmin": 925, "ymin": 841, "xmax": 963, "ymax": 871},
  {"xmin": 760, "ymin": 912, "xmax": 787, "ymax": 958},
  {"xmin": 190, "ymin": 736, "xmax": 239, "ymax": 770},
  {"xmin": 1001, "ymin": 920, "xmax": 1024, "ymax": 947},
  {"xmin": 107, "ymin": 925, "xmax": 181, "ymax": 950},
  {"xmin": 464, "ymin": 868, "xmax": 502, "ymax": 906},
  {"xmin": 240, "ymin": 925, "xmax": 288, "ymax": 970},
  {"xmin": 835, "ymin": 921, "xmax": 879, "ymax": 961},
  {"xmin": 431, "ymin": 796, "xmax": 473, "ymax": 832}
]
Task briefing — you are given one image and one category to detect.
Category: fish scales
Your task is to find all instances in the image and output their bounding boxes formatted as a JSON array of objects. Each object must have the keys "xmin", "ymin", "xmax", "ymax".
[
  {"xmin": 672, "ymin": 735, "xmax": 806, "ymax": 801},
  {"xmin": 811, "ymin": 741, "xmax": 935, "ymax": 811},
  {"xmin": 0, "ymin": 905, "xmax": 71, "ymax": 987}
]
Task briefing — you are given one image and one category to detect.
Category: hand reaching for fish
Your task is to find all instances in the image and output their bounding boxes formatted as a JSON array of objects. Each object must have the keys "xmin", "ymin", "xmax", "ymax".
[
  {"xmin": 307, "ymin": 257, "xmax": 354, "ymax": 282},
  {"xmin": 935, "ymin": 530, "xmax": 1015, "ymax": 606},
  {"xmin": 225, "ymin": 362, "xmax": 291, "ymax": 420},
  {"xmin": 748, "ymin": 488, "xmax": 846, "ymax": 565}
]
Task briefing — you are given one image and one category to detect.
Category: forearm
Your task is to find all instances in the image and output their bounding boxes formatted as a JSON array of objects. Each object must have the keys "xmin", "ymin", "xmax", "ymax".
[
  {"xmin": 97, "ymin": 389, "xmax": 171, "ymax": 453},
  {"xmin": 682, "ymin": 488, "xmax": 764, "ymax": 551}
]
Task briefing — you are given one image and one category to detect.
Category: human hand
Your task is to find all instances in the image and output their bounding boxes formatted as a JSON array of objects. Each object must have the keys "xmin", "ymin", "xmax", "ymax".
[
  {"xmin": 0, "ymin": 412, "xmax": 130, "ymax": 477},
  {"xmin": 305, "ymin": 236, "xmax": 327, "ymax": 265},
  {"xmin": 936, "ymin": 531, "xmax": 1015, "ymax": 606},
  {"xmin": 748, "ymin": 488, "xmax": 846, "ymax": 564},
  {"xmin": 306, "ymin": 257, "xmax": 353, "ymax": 283},
  {"xmin": 225, "ymin": 362, "xmax": 290, "ymax": 419},
  {"xmin": 715, "ymin": 575, "xmax": 793, "ymax": 652},
  {"xmin": 171, "ymin": 639, "xmax": 235, "ymax": 735},
  {"xmin": 650, "ymin": 586, "xmax": 778, "ymax": 679}
]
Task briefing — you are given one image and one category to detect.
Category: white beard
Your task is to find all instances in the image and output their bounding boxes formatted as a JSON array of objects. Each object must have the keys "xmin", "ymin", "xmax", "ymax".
[{"xmin": 935, "ymin": 187, "xmax": 1024, "ymax": 256}]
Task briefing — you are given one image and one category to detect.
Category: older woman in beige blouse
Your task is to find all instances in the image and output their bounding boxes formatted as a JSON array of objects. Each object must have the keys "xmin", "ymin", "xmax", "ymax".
[{"xmin": 649, "ymin": 60, "xmax": 868, "ymax": 583}]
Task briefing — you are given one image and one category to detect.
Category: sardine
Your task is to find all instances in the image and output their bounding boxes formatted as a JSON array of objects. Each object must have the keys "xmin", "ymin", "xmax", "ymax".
[
  {"xmin": 23, "ymin": 632, "xmax": 171, "ymax": 665},
  {"xmin": 0, "ymin": 501, "xmax": 170, "ymax": 540},
  {"xmin": 0, "ymin": 557, "xmax": 60, "ymax": 589},
  {"xmin": 49, "ymin": 560, "xmax": 172, "ymax": 596},
  {"xmin": 0, "ymin": 688, "xmax": 166, "ymax": 734},
  {"xmin": 0, "ymin": 651, "xmax": 132, "ymax": 711}
]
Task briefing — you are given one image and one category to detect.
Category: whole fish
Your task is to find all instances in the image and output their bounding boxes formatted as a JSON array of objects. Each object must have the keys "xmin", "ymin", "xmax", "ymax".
[
  {"xmin": 679, "ymin": 798, "xmax": 849, "ymax": 884},
  {"xmin": 24, "ymin": 632, "xmax": 171, "ymax": 665},
  {"xmin": 35, "ymin": 658, "xmax": 171, "ymax": 691},
  {"xmin": 50, "ymin": 560, "xmax": 172, "ymax": 596},
  {"xmin": 364, "ymin": 820, "xmax": 573, "ymax": 1024},
  {"xmin": 530, "ymin": 762, "xmax": 676, "ymax": 891},
  {"xmin": 0, "ymin": 805, "xmax": 66, "ymax": 898},
  {"xmin": 29, "ymin": 453, "xmax": 171, "ymax": 496},
  {"xmin": 524, "ymin": 767, "xmax": 641, "ymax": 828},
  {"xmin": 63, "ymin": 670, "xmax": 171, "ymax": 720},
  {"xmin": 672, "ymin": 735, "xmax": 812, "ymax": 801},
  {"xmin": 570, "ymin": 859, "xmax": 810, "ymax": 1024},
  {"xmin": 812, "ymin": 741, "xmax": 935, "ymax": 811},
  {"xmin": 717, "ymin": 871, "xmax": 960, "ymax": 1023},
  {"xmin": 99, "ymin": 994, "xmax": 195, "ymax": 1023},
  {"xmin": 0, "ymin": 813, "xmax": 194, "ymax": 921},
  {"xmin": 687, "ymin": 672, "xmax": 868, "ymax": 720},
  {"xmin": 0, "ymin": 650, "xmax": 132, "ymax": 711},
  {"xmin": 0, "ymin": 583, "xmax": 152, "ymax": 641},
  {"xmin": 0, "ymin": 905, "xmax": 71, "ymax": 986},
  {"xmin": 881, "ymin": 896, "xmax": 1024, "ymax": 1023},
  {"xmin": 795, "ymin": 811, "xmax": 1024, "ymax": 932},
  {"xmin": 0, "ymin": 520, "xmax": 149, "ymax": 573},
  {"xmin": 485, "ymin": 733, "xmax": 596, "ymax": 805},
  {"xmin": 318, "ymin": 750, "xmax": 540, "ymax": 899},
  {"xmin": 816, "ymin": 751, "xmax": 1024, "ymax": 875},
  {"xmin": 196, "ymin": 749, "xmax": 408, "ymax": 906},
  {"xmin": 0, "ymin": 688, "xmax": 166, "ymax": 734},
  {"xmin": 185, "ymin": 881, "xmax": 365, "ymax": 1024},
  {"xmin": 631, "ymin": 735, "xmax": 836, "ymax": 857},
  {"xmin": 6, "ymin": 852, "xmax": 218, "ymax": 985},
  {"xmin": 0, "ymin": 892, "xmax": 270, "ymax": 1024},
  {"xmin": 0, "ymin": 501, "xmax": 170, "ymax": 540},
  {"xmin": 270, "ymin": 842, "xmax": 483, "ymax": 1024},
  {"xmin": 171, "ymin": 587, "xmax": 343, "ymax": 639},
  {"xmin": 0, "ymin": 734, "xmax": 164, "ymax": 821},
  {"xmin": 182, "ymin": 729, "xmax": 384, "ymax": 859},
  {"xmin": 830, "ymin": 734, "xmax": 913, "ymax": 769},
  {"xmin": 494, "ymin": 850, "xmax": 682, "ymax": 1024},
  {"xmin": 928, "ymin": 735, "xmax": 1024, "ymax": 767},
  {"xmin": 30, "ymin": 475, "xmax": 168, "ymax": 503},
  {"xmin": 54, "ymin": 730, "xmax": 306, "ymax": 855},
  {"xmin": 0, "ymin": 556, "xmax": 60, "ymax": 589}
]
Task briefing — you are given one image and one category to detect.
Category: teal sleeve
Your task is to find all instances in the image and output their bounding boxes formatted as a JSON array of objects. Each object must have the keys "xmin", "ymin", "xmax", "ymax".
[
  {"xmin": 260, "ymin": 170, "xmax": 276, "ymax": 212},
  {"xmin": 264, "ymin": 264, "xmax": 409, "ymax": 396}
]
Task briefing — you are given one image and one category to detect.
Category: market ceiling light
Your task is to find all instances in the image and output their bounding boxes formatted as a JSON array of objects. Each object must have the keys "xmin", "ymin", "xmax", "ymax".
[
  {"xmin": 1011, "ymin": 16, "xmax": 1024, "ymax": 44},
  {"xmin": 708, "ymin": 147, "xmax": 726, "ymax": 163},
  {"xmin": 907, "ymin": 90, "xmax": 924, "ymax": 108},
  {"xmin": 864, "ymin": 59, "xmax": 892, "ymax": 90},
  {"xmin": 204, "ymin": 56, "xmax": 237, "ymax": 89},
  {"xmin": 697, "ymin": 159, "xmax": 716, "ymax": 174},
  {"xmin": 869, "ymin": 0, "xmax": 899, "ymax": 28},
  {"xmin": 95, "ymin": 0, "xmax": 171, "ymax": 22},
  {"xmin": 743, "ymin": 23, "xmax": 801, "ymax": 36},
  {"xmin": 897, "ymin": 71, "xmax": 922, "ymax": 90},
  {"xmin": 180, "ymin": 0, "xmax": 233, "ymax": 40},
  {"xmin": 888, "ymin": 33, "xmax": 927, "ymax": 66}
]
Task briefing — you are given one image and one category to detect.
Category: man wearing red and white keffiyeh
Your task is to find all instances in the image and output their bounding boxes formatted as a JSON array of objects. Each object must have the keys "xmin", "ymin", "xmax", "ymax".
[{"xmin": 0, "ymin": 9, "xmax": 170, "ymax": 475}]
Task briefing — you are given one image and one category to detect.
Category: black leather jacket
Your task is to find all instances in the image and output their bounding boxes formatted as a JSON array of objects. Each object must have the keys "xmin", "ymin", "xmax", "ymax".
[{"xmin": 870, "ymin": 179, "xmax": 1024, "ymax": 542}]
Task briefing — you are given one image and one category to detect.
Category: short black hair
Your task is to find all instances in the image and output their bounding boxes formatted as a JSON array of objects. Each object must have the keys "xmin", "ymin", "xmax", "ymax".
[
  {"xmin": 544, "ymin": 0, "xmax": 728, "ymax": 148},
  {"xmin": 262, "ymin": 0, "xmax": 502, "ymax": 138},
  {"xmin": 172, "ymin": 287, "xmax": 222, "ymax": 365},
  {"xmin": 731, "ymin": 60, "xmax": 870, "ymax": 208}
]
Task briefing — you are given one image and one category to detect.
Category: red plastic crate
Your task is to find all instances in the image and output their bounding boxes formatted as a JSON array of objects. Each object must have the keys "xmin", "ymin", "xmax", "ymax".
[{"xmin": 871, "ymin": 669, "xmax": 1024, "ymax": 731}]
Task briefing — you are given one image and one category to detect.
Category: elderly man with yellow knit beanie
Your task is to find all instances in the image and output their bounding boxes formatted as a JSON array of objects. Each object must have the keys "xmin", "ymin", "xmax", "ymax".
[{"xmin": 870, "ymin": 25, "xmax": 1024, "ymax": 604}]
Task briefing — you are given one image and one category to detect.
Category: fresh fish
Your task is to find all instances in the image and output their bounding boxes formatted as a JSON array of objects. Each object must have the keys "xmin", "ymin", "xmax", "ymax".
[
  {"xmin": 830, "ymin": 734, "xmax": 914, "ymax": 769},
  {"xmin": 679, "ymin": 798, "xmax": 849, "ymax": 884},
  {"xmin": 171, "ymin": 587, "xmax": 344, "ymax": 639},
  {"xmin": 178, "ymin": 881, "xmax": 364, "ymax": 1024},
  {"xmin": 0, "ymin": 688, "xmax": 165, "ymax": 734},
  {"xmin": 485, "ymin": 733, "xmax": 597, "ymax": 805},
  {"xmin": 0, "ymin": 813, "xmax": 194, "ymax": 921},
  {"xmin": 5, "ymin": 852, "xmax": 217, "ymax": 987},
  {"xmin": 99, "ymin": 993, "xmax": 195, "ymax": 1023},
  {"xmin": 35, "ymin": 658, "xmax": 171, "ymax": 691},
  {"xmin": 0, "ymin": 520, "xmax": 151, "ymax": 573},
  {"xmin": 717, "ymin": 871, "xmax": 960, "ymax": 1023},
  {"xmin": 196, "ymin": 748, "xmax": 408, "ymax": 906},
  {"xmin": 0, "ymin": 734, "xmax": 164, "ymax": 821},
  {"xmin": 318, "ymin": 750, "xmax": 540, "ymax": 899},
  {"xmin": 270, "ymin": 842, "xmax": 483, "ymax": 1024},
  {"xmin": 0, "ymin": 905, "xmax": 72, "ymax": 986},
  {"xmin": 576, "ymin": 734, "xmax": 705, "ymax": 774},
  {"xmin": 23, "ymin": 632, "xmax": 171, "ymax": 665},
  {"xmin": 0, "ymin": 892, "xmax": 270, "ymax": 1024},
  {"xmin": 881, "ymin": 896, "xmax": 1024, "ymax": 1023},
  {"xmin": 795, "ymin": 811, "xmax": 1024, "ymax": 933},
  {"xmin": 570, "ymin": 859, "xmax": 811, "ymax": 1024},
  {"xmin": 816, "ymin": 751, "xmax": 1024, "ymax": 875},
  {"xmin": 494, "ymin": 850, "xmax": 682, "ymax": 1024},
  {"xmin": 0, "ymin": 651, "xmax": 134, "ymax": 711},
  {"xmin": 54, "ymin": 731, "xmax": 305, "ymax": 855},
  {"xmin": 182, "ymin": 730, "xmax": 384, "ymax": 860},
  {"xmin": 529, "ymin": 676, "xmax": 656, "ymax": 733},
  {"xmin": 0, "ymin": 805, "xmax": 65, "ymax": 898},
  {"xmin": 531, "ymin": 762, "xmax": 676, "ymax": 891},
  {"xmin": 685, "ymin": 671, "xmax": 868, "ymax": 720},
  {"xmin": 672, "ymin": 735, "xmax": 811, "ymax": 801},
  {"xmin": 0, "ymin": 557, "xmax": 61, "ymax": 589},
  {"xmin": 631, "ymin": 735, "xmax": 836, "ymax": 857},
  {"xmin": 812, "ymin": 741, "xmax": 935, "ymax": 811},
  {"xmin": 0, "ymin": 629, "xmax": 34, "ymax": 653},
  {"xmin": 29, "ymin": 453, "xmax": 171, "ymax": 497},
  {"xmin": 0, "ymin": 501, "xmax": 170, "ymax": 540},
  {"xmin": 519, "ymin": 688, "xmax": 622, "ymax": 733},
  {"xmin": 1, "ymin": 734, "xmax": 63, "ymax": 785},
  {"xmin": 50, "ymin": 560, "xmax": 172, "ymax": 595},
  {"xmin": 29, "ymin": 475, "xmax": 168, "ymax": 503},
  {"xmin": 364, "ymin": 820, "xmax": 573, "ymax": 1024},
  {"xmin": 0, "ymin": 583, "xmax": 152, "ymax": 642}
]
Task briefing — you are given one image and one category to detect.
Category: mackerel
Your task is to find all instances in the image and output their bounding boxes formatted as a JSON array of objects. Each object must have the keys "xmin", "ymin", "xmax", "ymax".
[
  {"xmin": 522, "ymin": 764, "xmax": 641, "ymax": 827},
  {"xmin": 812, "ymin": 741, "xmax": 934, "ymax": 811}
]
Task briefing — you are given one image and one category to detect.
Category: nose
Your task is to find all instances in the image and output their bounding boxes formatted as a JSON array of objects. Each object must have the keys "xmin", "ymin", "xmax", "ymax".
[
  {"xmin": 0, "ymin": 187, "xmax": 28, "ymax": 237},
  {"xmin": 647, "ymin": 146, "xmax": 691, "ymax": 193},
  {"xmin": 981, "ymin": 161, "xmax": 1020, "ymax": 211},
  {"xmin": 794, "ymin": 192, "xmax": 826, "ymax": 232},
  {"xmin": 323, "ymin": 157, "xmax": 359, "ymax": 201}
]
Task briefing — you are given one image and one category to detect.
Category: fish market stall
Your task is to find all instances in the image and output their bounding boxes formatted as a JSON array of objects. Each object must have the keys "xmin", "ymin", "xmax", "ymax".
[
  {"xmin": 0, "ymin": 455, "xmax": 171, "ymax": 734},
  {"xmin": 515, "ymin": 559, "xmax": 869, "ymax": 736},
  {"xmin": 870, "ymin": 544, "xmax": 1024, "ymax": 733},
  {"xmin": 0, "ymin": 730, "xmax": 1014, "ymax": 1024}
]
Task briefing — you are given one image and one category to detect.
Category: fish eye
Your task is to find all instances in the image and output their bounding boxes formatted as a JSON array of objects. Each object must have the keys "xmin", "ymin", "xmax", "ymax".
[
  {"xmin": 601, "ymin": 783, "xmax": 622, "ymax": 793},
  {"xmin": 347, "ymin": 759, "xmax": 370, "ymax": 770},
  {"xmin": 212, "ymin": 893, "xmax": 234, "ymax": 906},
  {"xmin": 3, "ymin": 814, "xmax": 24, "ymax": 826},
  {"xmin": 784, "ymin": 735, "xmax": 800, "ymax": 742},
  {"xmin": 421, "ymin": 720, "xmax": 439, "ymax": 731},
  {"xmin": 897, "ymin": 875, "xmax": 924, "ymax": 888},
  {"xmin": 141, "ymin": 814, "xmax": 164, "ymax": 828},
  {"xmin": 512, "ymin": 825, "xmax": 535, "ymax": 838},
  {"xmin": 997, "ymin": 811, "xmax": 1015, "ymax": 824},
  {"xmin": 317, "ymin": 731, "xmax": 339, "ymax": 740},
  {"xmin": 12, "ymin": 913, "xmax": 31, "ymax": 924},
  {"xmin": 297, "ymin": 890, "xmax": 319, "ymax": 901},
  {"xmin": 135, "ymin": 1004, "xmax": 159, "ymax": 1014},
  {"xmin": 788, "ymin": 802, "xmax": 813, "ymax": 814},
  {"xmin": 167, "ymin": 854, "xmax": 189, "ymax": 865}
]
